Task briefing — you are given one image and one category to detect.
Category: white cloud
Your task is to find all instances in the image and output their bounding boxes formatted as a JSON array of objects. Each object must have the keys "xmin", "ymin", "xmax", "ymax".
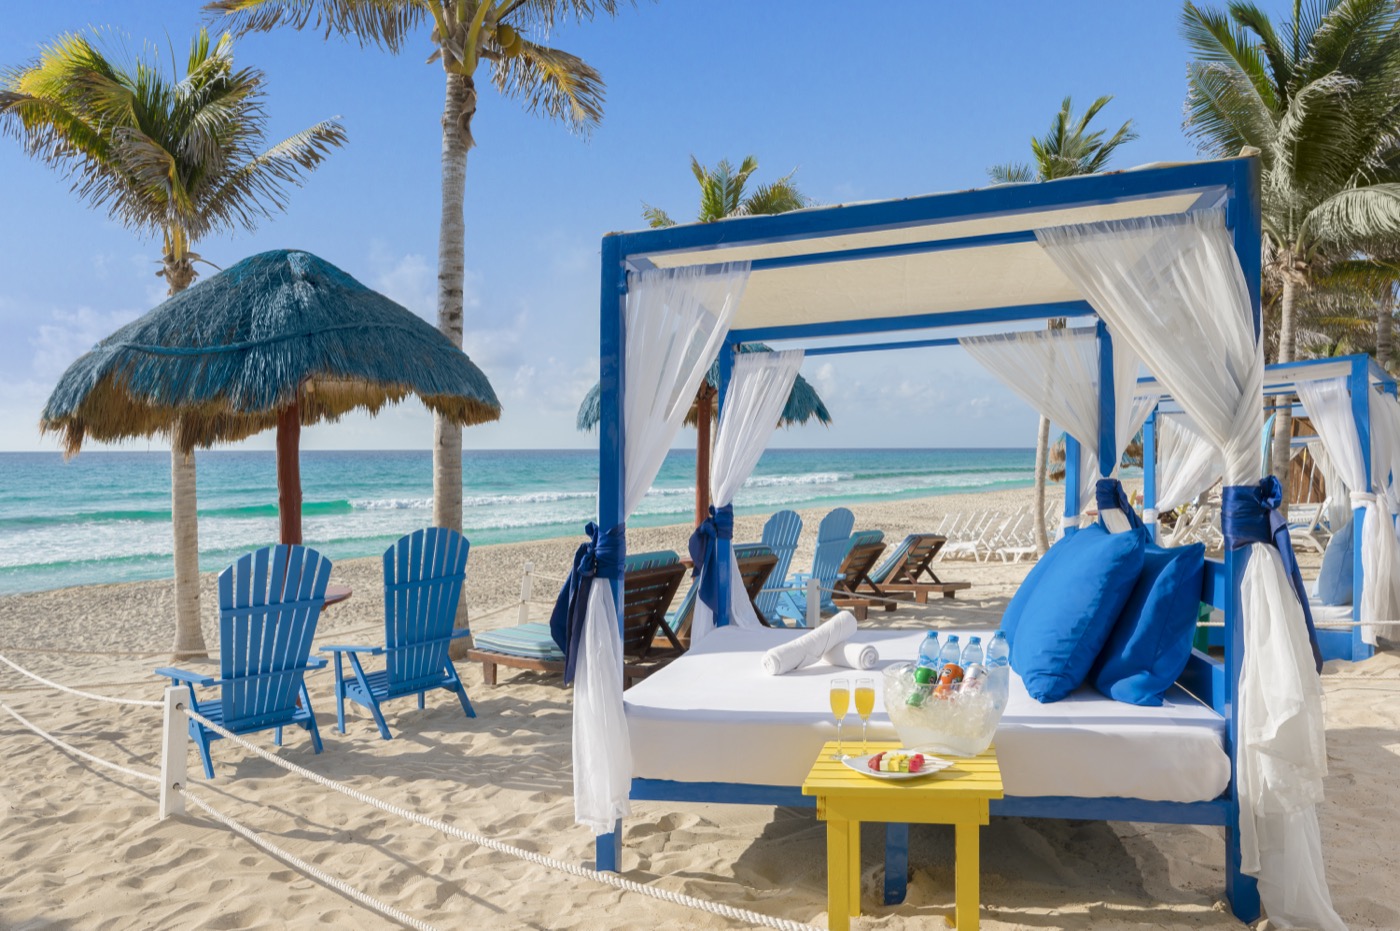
[
  {"xmin": 367, "ymin": 242, "xmax": 482, "ymax": 324},
  {"xmin": 31, "ymin": 306, "xmax": 142, "ymax": 379}
]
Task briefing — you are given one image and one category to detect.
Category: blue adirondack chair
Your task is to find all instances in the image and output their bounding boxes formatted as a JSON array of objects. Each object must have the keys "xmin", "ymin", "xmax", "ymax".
[
  {"xmin": 669, "ymin": 543, "xmax": 780, "ymax": 639},
  {"xmin": 321, "ymin": 528, "xmax": 474, "ymax": 741},
  {"xmin": 752, "ymin": 510, "xmax": 802, "ymax": 624},
  {"xmin": 774, "ymin": 507, "xmax": 856, "ymax": 626},
  {"xmin": 155, "ymin": 545, "xmax": 332, "ymax": 779}
]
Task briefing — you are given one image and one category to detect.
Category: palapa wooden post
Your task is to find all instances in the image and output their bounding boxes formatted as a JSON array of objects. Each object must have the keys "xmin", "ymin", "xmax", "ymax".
[
  {"xmin": 694, "ymin": 383, "xmax": 714, "ymax": 526},
  {"xmin": 276, "ymin": 395, "xmax": 302, "ymax": 545}
]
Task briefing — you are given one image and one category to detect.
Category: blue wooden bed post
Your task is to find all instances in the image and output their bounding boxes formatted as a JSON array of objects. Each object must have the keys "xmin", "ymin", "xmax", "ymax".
[
  {"xmin": 715, "ymin": 340, "xmax": 735, "ymax": 627},
  {"xmin": 1143, "ymin": 406, "xmax": 1159, "ymax": 543},
  {"xmin": 1096, "ymin": 320, "xmax": 1117, "ymax": 497},
  {"xmin": 1224, "ymin": 154, "xmax": 1263, "ymax": 924},
  {"xmin": 596, "ymin": 233, "xmax": 627, "ymax": 872},
  {"xmin": 1349, "ymin": 355, "xmax": 1374, "ymax": 661},
  {"xmin": 1063, "ymin": 435, "xmax": 1081, "ymax": 535}
]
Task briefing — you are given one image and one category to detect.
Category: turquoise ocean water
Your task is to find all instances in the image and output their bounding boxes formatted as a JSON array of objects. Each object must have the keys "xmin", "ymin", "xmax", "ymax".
[{"xmin": 0, "ymin": 448, "xmax": 1034, "ymax": 596}]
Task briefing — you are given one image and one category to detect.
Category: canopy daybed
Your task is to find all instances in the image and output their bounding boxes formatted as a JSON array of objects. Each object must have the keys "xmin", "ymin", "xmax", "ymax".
[
  {"xmin": 1139, "ymin": 354, "xmax": 1400, "ymax": 662},
  {"xmin": 562, "ymin": 155, "xmax": 1341, "ymax": 928}
]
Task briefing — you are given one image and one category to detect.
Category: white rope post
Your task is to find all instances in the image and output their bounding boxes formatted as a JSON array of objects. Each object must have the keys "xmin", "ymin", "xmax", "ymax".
[
  {"xmin": 805, "ymin": 578, "xmax": 819, "ymax": 628},
  {"xmin": 519, "ymin": 561, "xmax": 534, "ymax": 627},
  {"xmin": 160, "ymin": 686, "xmax": 190, "ymax": 819}
]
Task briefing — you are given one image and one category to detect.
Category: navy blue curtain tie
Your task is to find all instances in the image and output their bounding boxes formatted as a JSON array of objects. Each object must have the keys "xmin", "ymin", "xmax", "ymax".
[
  {"xmin": 1095, "ymin": 478, "xmax": 1144, "ymax": 531},
  {"xmin": 549, "ymin": 521, "xmax": 626, "ymax": 684},
  {"xmin": 1221, "ymin": 477, "xmax": 1323, "ymax": 673},
  {"xmin": 687, "ymin": 504, "xmax": 734, "ymax": 618}
]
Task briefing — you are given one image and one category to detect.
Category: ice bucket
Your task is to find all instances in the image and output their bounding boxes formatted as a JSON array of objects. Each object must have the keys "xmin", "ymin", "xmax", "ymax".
[{"xmin": 883, "ymin": 661, "xmax": 1007, "ymax": 757}]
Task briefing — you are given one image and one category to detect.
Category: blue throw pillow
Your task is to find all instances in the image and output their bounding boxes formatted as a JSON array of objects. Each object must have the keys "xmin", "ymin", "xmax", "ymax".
[
  {"xmin": 1316, "ymin": 516, "xmax": 1354, "ymax": 606},
  {"xmin": 1007, "ymin": 524, "xmax": 1147, "ymax": 703},
  {"xmin": 1000, "ymin": 527, "xmax": 1076, "ymax": 646},
  {"xmin": 1091, "ymin": 542, "xmax": 1206, "ymax": 706}
]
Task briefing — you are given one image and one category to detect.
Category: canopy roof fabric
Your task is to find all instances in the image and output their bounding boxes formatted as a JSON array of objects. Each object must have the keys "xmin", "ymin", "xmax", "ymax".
[
  {"xmin": 623, "ymin": 163, "xmax": 1224, "ymax": 337},
  {"xmin": 575, "ymin": 343, "xmax": 831, "ymax": 432},
  {"xmin": 42, "ymin": 249, "xmax": 501, "ymax": 453}
]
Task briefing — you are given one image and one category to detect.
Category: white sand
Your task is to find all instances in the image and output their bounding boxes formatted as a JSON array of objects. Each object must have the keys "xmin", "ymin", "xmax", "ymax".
[{"xmin": 1, "ymin": 487, "xmax": 1396, "ymax": 930}]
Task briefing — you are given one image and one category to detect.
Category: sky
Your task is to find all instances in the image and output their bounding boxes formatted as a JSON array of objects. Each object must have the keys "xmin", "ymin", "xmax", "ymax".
[{"xmin": 0, "ymin": 0, "xmax": 1225, "ymax": 453}]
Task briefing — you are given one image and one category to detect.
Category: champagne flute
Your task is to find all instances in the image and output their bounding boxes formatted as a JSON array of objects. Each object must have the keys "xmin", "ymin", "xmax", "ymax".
[
  {"xmin": 854, "ymin": 677, "xmax": 876, "ymax": 754},
  {"xmin": 829, "ymin": 678, "xmax": 850, "ymax": 759}
]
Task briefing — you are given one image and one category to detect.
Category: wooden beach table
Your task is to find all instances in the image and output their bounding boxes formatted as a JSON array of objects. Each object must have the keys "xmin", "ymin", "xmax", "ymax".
[
  {"xmin": 801, "ymin": 741, "xmax": 1003, "ymax": 930},
  {"xmin": 323, "ymin": 584, "xmax": 352, "ymax": 610}
]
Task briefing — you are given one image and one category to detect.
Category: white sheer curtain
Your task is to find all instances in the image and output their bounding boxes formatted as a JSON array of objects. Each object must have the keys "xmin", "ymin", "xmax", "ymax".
[
  {"xmin": 690, "ymin": 349, "xmax": 804, "ymax": 646},
  {"xmin": 1371, "ymin": 391, "xmax": 1400, "ymax": 512},
  {"xmin": 575, "ymin": 262, "xmax": 747, "ymax": 834},
  {"xmin": 1157, "ymin": 412, "xmax": 1224, "ymax": 513},
  {"xmin": 1038, "ymin": 208, "xmax": 1343, "ymax": 931},
  {"xmin": 1296, "ymin": 377, "xmax": 1398, "ymax": 645},
  {"xmin": 1308, "ymin": 440, "xmax": 1353, "ymax": 534}
]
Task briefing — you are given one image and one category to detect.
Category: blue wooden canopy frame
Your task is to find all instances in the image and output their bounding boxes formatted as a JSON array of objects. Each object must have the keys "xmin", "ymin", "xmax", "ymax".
[
  {"xmin": 1141, "ymin": 353, "xmax": 1398, "ymax": 663},
  {"xmin": 594, "ymin": 157, "xmax": 1264, "ymax": 921}
]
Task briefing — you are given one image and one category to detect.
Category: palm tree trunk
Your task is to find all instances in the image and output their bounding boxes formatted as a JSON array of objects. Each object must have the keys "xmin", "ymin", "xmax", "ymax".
[
  {"xmin": 1379, "ymin": 288, "xmax": 1395, "ymax": 374},
  {"xmin": 1032, "ymin": 414, "xmax": 1051, "ymax": 554},
  {"xmin": 165, "ymin": 253, "xmax": 206, "ymax": 660},
  {"xmin": 170, "ymin": 442, "xmax": 206, "ymax": 659},
  {"xmin": 694, "ymin": 385, "xmax": 714, "ymax": 525},
  {"xmin": 434, "ymin": 69, "xmax": 471, "ymax": 534},
  {"xmin": 1270, "ymin": 274, "xmax": 1299, "ymax": 502},
  {"xmin": 277, "ymin": 397, "xmax": 302, "ymax": 545}
]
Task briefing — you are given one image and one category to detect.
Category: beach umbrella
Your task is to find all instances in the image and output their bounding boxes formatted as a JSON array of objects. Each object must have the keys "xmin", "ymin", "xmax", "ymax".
[
  {"xmin": 42, "ymin": 249, "xmax": 501, "ymax": 545},
  {"xmin": 576, "ymin": 343, "xmax": 831, "ymax": 522}
]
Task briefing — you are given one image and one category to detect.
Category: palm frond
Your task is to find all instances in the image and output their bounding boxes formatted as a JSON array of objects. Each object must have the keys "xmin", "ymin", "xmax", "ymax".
[
  {"xmin": 641, "ymin": 203, "xmax": 673, "ymax": 228},
  {"xmin": 199, "ymin": 117, "xmax": 347, "ymax": 235},
  {"xmin": 739, "ymin": 171, "xmax": 810, "ymax": 216},
  {"xmin": 987, "ymin": 162, "xmax": 1035, "ymax": 184},
  {"xmin": 205, "ymin": 0, "xmax": 432, "ymax": 52},
  {"xmin": 1182, "ymin": 1, "xmax": 1284, "ymax": 111},
  {"xmin": 489, "ymin": 37, "xmax": 604, "ymax": 133},
  {"xmin": 1303, "ymin": 182, "xmax": 1400, "ymax": 247}
]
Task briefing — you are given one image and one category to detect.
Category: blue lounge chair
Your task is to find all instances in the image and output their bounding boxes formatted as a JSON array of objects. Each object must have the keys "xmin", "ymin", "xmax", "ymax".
[
  {"xmin": 321, "ymin": 528, "xmax": 474, "ymax": 741},
  {"xmin": 774, "ymin": 507, "xmax": 856, "ymax": 626},
  {"xmin": 468, "ymin": 550, "xmax": 686, "ymax": 686},
  {"xmin": 156, "ymin": 544, "xmax": 332, "ymax": 779},
  {"xmin": 670, "ymin": 543, "xmax": 780, "ymax": 641},
  {"xmin": 752, "ymin": 510, "xmax": 802, "ymax": 624}
]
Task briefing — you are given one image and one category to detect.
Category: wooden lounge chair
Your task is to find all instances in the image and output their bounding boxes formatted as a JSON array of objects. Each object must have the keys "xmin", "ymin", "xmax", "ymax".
[
  {"xmin": 752, "ymin": 510, "xmax": 801, "ymax": 625},
  {"xmin": 671, "ymin": 543, "xmax": 781, "ymax": 642},
  {"xmin": 468, "ymin": 550, "xmax": 687, "ymax": 687},
  {"xmin": 156, "ymin": 544, "xmax": 331, "ymax": 778},
  {"xmin": 830, "ymin": 530, "xmax": 903, "ymax": 618},
  {"xmin": 773, "ymin": 508, "xmax": 855, "ymax": 626},
  {"xmin": 320, "ymin": 528, "xmax": 475, "ymax": 741},
  {"xmin": 858, "ymin": 532, "xmax": 972, "ymax": 602}
]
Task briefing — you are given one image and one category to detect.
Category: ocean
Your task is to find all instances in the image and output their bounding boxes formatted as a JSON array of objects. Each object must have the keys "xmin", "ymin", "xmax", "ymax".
[{"xmin": 0, "ymin": 447, "xmax": 1034, "ymax": 596}]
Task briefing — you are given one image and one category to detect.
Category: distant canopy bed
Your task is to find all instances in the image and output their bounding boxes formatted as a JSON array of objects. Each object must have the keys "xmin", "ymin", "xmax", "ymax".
[{"xmin": 561, "ymin": 156, "xmax": 1344, "ymax": 929}]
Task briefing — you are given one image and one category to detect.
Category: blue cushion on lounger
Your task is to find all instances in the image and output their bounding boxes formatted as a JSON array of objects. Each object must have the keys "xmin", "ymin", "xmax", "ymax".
[
  {"xmin": 1091, "ymin": 542, "xmax": 1206, "ymax": 706},
  {"xmin": 472, "ymin": 623, "xmax": 564, "ymax": 661},
  {"xmin": 1006, "ymin": 523, "xmax": 1147, "ymax": 703},
  {"xmin": 1315, "ymin": 516, "xmax": 1354, "ymax": 606}
]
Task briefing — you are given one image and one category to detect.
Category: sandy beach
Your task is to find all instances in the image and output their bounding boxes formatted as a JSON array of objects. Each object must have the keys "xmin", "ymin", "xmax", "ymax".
[{"xmin": 1, "ymin": 486, "xmax": 1397, "ymax": 930}]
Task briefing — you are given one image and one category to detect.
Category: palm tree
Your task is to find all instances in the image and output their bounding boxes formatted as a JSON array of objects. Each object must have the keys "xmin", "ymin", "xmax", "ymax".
[
  {"xmin": 209, "ymin": 0, "xmax": 629, "ymax": 537},
  {"xmin": 643, "ymin": 155, "xmax": 812, "ymax": 521},
  {"xmin": 989, "ymin": 96, "xmax": 1137, "ymax": 554},
  {"xmin": 1, "ymin": 29, "xmax": 345, "ymax": 658},
  {"xmin": 1181, "ymin": 0, "xmax": 1400, "ymax": 488}
]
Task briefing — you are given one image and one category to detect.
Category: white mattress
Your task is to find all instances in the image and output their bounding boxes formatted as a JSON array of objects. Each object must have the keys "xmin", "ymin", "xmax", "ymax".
[
  {"xmin": 1309, "ymin": 600, "xmax": 1354, "ymax": 628},
  {"xmin": 625, "ymin": 627, "xmax": 1231, "ymax": 803}
]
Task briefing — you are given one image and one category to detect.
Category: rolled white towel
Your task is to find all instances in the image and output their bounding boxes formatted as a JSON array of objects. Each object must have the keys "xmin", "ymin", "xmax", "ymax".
[
  {"xmin": 761, "ymin": 611, "xmax": 858, "ymax": 676},
  {"xmin": 823, "ymin": 640, "xmax": 879, "ymax": 670}
]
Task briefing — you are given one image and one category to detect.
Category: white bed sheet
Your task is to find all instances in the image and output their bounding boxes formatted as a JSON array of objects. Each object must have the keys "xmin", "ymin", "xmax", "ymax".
[{"xmin": 625, "ymin": 627, "xmax": 1231, "ymax": 803}]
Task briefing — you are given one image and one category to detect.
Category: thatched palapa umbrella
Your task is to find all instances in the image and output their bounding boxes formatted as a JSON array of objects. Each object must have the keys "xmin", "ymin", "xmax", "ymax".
[
  {"xmin": 43, "ymin": 249, "xmax": 501, "ymax": 546},
  {"xmin": 577, "ymin": 344, "xmax": 831, "ymax": 523}
]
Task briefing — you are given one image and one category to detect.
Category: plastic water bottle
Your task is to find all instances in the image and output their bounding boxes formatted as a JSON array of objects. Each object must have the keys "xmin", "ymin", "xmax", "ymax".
[
  {"xmin": 937, "ymin": 635, "xmax": 961, "ymax": 674},
  {"xmin": 986, "ymin": 631, "xmax": 1010, "ymax": 708},
  {"xmin": 917, "ymin": 632, "xmax": 941, "ymax": 667},
  {"xmin": 986, "ymin": 631, "xmax": 1009, "ymax": 669},
  {"xmin": 960, "ymin": 635, "xmax": 984, "ymax": 668}
]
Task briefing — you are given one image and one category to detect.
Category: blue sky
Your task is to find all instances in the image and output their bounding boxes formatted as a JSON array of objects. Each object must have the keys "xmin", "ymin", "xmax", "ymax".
[{"xmin": 0, "ymin": 0, "xmax": 1217, "ymax": 452}]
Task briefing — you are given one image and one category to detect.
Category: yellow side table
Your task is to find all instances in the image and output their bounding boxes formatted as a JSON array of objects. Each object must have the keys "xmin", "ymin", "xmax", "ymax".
[{"xmin": 801, "ymin": 740, "xmax": 1003, "ymax": 931}]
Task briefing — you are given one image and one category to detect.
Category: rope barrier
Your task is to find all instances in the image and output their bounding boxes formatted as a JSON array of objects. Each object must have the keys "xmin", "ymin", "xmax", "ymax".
[
  {"xmin": 179, "ymin": 791, "xmax": 439, "ymax": 931},
  {"xmin": 0, "ymin": 700, "xmax": 159, "ymax": 784},
  {"xmin": 0, "ymin": 654, "xmax": 163, "ymax": 707},
  {"xmin": 184, "ymin": 708, "xmax": 818, "ymax": 931}
]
